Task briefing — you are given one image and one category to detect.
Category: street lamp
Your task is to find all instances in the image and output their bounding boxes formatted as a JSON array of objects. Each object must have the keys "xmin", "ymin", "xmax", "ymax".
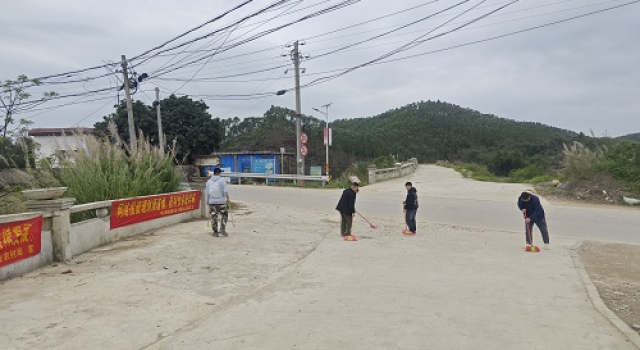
[{"xmin": 312, "ymin": 103, "xmax": 332, "ymax": 177}]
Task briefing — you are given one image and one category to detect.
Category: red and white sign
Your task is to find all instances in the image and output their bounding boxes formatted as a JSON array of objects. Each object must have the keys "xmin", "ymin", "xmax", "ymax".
[
  {"xmin": 323, "ymin": 127, "xmax": 328, "ymax": 146},
  {"xmin": 0, "ymin": 215, "xmax": 43, "ymax": 268},
  {"xmin": 300, "ymin": 145, "xmax": 308, "ymax": 157},
  {"xmin": 300, "ymin": 132, "xmax": 308, "ymax": 144},
  {"xmin": 110, "ymin": 191, "xmax": 201, "ymax": 229}
]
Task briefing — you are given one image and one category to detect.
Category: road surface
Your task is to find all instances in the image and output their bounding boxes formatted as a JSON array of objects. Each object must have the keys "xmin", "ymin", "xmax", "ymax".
[{"xmin": 1, "ymin": 165, "xmax": 638, "ymax": 350}]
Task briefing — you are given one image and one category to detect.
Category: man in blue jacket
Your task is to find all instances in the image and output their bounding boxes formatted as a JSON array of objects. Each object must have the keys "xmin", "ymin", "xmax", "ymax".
[
  {"xmin": 206, "ymin": 168, "xmax": 230, "ymax": 237},
  {"xmin": 336, "ymin": 182, "xmax": 359, "ymax": 237},
  {"xmin": 403, "ymin": 182, "xmax": 419, "ymax": 235},
  {"xmin": 517, "ymin": 191, "xmax": 550, "ymax": 249}
]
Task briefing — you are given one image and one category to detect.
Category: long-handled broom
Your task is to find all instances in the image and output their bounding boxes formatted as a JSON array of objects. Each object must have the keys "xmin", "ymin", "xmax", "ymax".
[
  {"xmin": 402, "ymin": 207, "xmax": 413, "ymax": 235},
  {"xmin": 357, "ymin": 212, "xmax": 378, "ymax": 229},
  {"xmin": 524, "ymin": 212, "xmax": 540, "ymax": 252}
]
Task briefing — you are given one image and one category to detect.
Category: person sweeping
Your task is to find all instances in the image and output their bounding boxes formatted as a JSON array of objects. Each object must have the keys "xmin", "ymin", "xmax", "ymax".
[
  {"xmin": 336, "ymin": 182, "xmax": 359, "ymax": 238},
  {"xmin": 517, "ymin": 191, "xmax": 550, "ymax": 249},
  {"xmin": 403, "ymin": 182, "xmax": 419, "ymax": 235}
]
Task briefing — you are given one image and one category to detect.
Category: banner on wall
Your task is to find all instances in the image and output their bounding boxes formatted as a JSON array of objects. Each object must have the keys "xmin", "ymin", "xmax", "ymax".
[
  {"xmin": 110, "ymin": 191, "xmax": 201, "ymax": 230},
  {"xmin": 0, "ymin": 216, "xmax": 43, "ymax": 268}
]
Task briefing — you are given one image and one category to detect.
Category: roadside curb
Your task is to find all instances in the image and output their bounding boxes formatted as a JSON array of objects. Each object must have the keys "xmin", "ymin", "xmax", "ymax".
[{"xmin": 571, "ymin": 242, "xmax": 640, "ymax": 349}]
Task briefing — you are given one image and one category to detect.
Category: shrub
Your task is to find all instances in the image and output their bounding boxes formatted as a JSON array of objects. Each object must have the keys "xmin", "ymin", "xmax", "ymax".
[
  {"xmin": 32, "ymin": 124, "xmax": 181, "ymax": 220},
  {"xmin": 561, "ymin": 141, "xmax": 607, "ymax": 181}
]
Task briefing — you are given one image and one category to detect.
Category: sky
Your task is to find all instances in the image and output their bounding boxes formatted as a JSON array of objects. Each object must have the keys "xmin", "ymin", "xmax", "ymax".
[{"xmin": 1, "ymin": 0, "xmax": 639, "ymax": 137}]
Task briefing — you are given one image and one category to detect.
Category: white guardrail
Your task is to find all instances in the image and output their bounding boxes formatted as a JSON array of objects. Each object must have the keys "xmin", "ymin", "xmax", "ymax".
[{"xmin": 220, "ymin": 172, "xmax": 329, "ymax": 184}]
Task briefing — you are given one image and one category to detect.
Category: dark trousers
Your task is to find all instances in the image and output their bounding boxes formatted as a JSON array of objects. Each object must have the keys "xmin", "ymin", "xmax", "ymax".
[
  {"xmin": 340, "ymin": 213, "xmax": 353, "ymax": 236},
  {"xmin": 525, "ymin": 218, "xmax": 549, "ymax": 244},
  {"xmin": 405, "ymin": 209, "xmax": 417, "ymax": 233}
]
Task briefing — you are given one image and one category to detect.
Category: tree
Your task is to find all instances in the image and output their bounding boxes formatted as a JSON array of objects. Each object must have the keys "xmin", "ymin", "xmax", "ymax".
[
  {"xmin": 95, "ymin": 95, "xmax": 222, "ymax": 163},
  {"xmin": 1, "ymin": 75, "xmax": 57, "ymax": 157}
]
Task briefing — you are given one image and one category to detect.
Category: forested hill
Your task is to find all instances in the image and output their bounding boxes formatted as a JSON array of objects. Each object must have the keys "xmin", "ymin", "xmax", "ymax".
[
  {"xmin": 618, "ymin": 132, "xmax": 640, "ymax": 141},
  {"xmin": 221, "ymin": 101, "xmax": 588, "ymax": 176}
]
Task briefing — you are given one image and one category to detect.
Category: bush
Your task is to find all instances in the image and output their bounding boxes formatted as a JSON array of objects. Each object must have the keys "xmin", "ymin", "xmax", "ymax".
[
  {"xmin": 561, "ymin": 141, "xmax": 607, "ymax": 181},
  {"xmin": 509, "ymin": 163, "xmax": 546, "ymax": 182},
  {"xmin": 603, "ymin": 140, "xmax": 640, "ymax": 195},
  {"xmin": 437, "ymin": 161, "xmax": 504, "ymax": 182},
  {"xmin": 32, "ymin": 125, "xmax": 181, "ymax": 220},
  {"xmin": 373, "ymin": 154, "xmax": 396, "ymax": 169},
  {"xmin": 488, "ymin": 150, "xmax": 525, "ymax": 177}
]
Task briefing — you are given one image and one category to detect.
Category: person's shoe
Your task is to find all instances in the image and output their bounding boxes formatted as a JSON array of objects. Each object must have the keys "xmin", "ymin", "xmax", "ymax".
[
  {"xmin": 544, "ymin": 244, "xmax": 550, "ymax": 250},
  {"xmin": 221, "ymin": 231, "xmax": 228, "ymax": 237},
  {"xmin": 213, "ymin": 231, "xmax": 219, "ymax": 237}
]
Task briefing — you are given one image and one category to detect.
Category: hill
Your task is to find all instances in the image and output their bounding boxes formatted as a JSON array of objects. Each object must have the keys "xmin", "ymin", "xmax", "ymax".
[
  {"xmin": 617, "ymin": 132, "xmax": 640, "ymax": 141},
  {"xmin": 221, "ymin": 101, "xmax": 590, "ymax": 177},
  {"xmin": 331, "ymin": 100, "xmax": 579, "ymax": 166}
]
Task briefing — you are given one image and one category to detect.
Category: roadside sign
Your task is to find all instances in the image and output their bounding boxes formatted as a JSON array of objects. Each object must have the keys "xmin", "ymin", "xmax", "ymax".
[
  {"xmin": 300, "ymin": 145, "xmax": 308, "ymax": 157},
  {"xmin": 323, "ymin": 127, "xmax": 328, "ymax": 146},
  {"xmin": 300, "ymin": 132, "xmax": 308, "ymax": 144}
]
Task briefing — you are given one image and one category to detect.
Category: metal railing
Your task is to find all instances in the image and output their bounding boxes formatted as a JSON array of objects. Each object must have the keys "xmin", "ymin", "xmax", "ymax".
[{"xmin": 220, "ymin": 172, "xmax": 329, "ymax": 184}]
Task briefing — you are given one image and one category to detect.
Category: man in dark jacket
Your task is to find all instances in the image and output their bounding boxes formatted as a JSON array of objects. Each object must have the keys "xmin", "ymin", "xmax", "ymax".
[
  {"xmin": 336, "ymin": 182, "xmax": 359, "ymax": 237},
  {"xmin": 517, "ymin": 191, "xmax": 550, "ymax": 249},
  {"xmin": 403, "ymin": 182, "xmax": 419, "ymax": 235}
]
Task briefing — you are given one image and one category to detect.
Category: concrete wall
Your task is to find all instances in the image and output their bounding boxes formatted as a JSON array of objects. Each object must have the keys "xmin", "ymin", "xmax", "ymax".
[
  {"xmin": 368, "ymin": 158, "xmax": 418, "ymax": 184},
  {"xmin": 0, "ymin": 213, "xmax": 54, "ymax": 281}
]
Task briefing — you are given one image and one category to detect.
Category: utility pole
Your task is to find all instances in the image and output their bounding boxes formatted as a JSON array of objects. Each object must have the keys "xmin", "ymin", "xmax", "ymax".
[
  {"xmin": 121, "ymin": 55, "xmax": 137, "ymax": 152},
  {"xmin": 292, "ymin": 41, "xmax": 304, "ymax": 183},
  {"xmin": 313, "ymin": 103, "xmax": 332, "ymax": 178},
  {"xmin": 154, "ymin": 87, "xmax": 164, "ymax": 157}
]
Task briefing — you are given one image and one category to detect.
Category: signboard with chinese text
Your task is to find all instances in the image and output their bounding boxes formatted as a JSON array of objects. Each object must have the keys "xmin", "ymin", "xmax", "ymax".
[
  {"xmin": 110, "ymin": 191, "xmax": 201, "ymax": 230},
  {"xmin": 0, "ymin": 216, "xmax": 43, "ymax": 268}
]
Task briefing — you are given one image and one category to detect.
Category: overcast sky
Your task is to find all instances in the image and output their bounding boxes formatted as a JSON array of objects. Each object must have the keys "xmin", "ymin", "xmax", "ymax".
[{"xmin": 1, "ymin": 0, "xmax": 639, "ymax": 137}]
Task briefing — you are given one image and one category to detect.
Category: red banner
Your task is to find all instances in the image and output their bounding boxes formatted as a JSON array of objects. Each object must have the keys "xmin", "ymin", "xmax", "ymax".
[
  {"xmin": 0, "ymin": 216, "xmax": 43, "ymax": 268},
  {"xmin": 110, "ymin": 191, "xmax": 201, "ymax": 229}
]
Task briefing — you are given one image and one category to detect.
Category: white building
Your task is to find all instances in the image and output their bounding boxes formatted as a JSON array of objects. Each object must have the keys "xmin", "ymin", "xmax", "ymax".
[{"xmin": 27, "ymin": 128, "xmax": 95, "ymax": 162}]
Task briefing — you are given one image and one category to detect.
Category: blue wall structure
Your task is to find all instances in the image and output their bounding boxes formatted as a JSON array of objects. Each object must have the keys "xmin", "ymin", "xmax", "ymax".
[{"xmin": 203, "ymin": 153, "xmax": 282, "ymax": 181}]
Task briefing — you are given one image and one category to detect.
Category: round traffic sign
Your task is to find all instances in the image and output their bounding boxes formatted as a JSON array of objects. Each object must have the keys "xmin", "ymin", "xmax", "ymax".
[
  {"xmin": 300, "ymin": 145, "xmax": 308, "ymax": 157},
  {"xmin": 300, "ymin": 132, "xmax": 308, "ymax": 144}
]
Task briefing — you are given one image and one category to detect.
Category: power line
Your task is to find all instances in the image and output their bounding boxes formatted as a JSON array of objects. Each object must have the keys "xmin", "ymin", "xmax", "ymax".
[
  {"xmin": 147, "ymin": 0, "xmax": 361, "ymax": 79},
  {"xmin": 152, "ymin": 0, "xmax": 608, "ymax": 82},
  {"xmin": 169, "ymin": 0, "xmax": 634, "ymax": 101},
  {"xmin": 131, "ymin": 0, "xmax": 256, "ymax": 61}
]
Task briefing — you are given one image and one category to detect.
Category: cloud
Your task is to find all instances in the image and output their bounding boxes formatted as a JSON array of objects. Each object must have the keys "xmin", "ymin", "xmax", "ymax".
[{"xmin": 0, "ymin": 0, "xmax": 638, "ymax": 137}]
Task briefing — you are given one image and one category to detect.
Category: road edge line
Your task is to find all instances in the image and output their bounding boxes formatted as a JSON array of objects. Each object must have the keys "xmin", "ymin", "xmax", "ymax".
[{"xmin": 571, "ymin": 242, "xmax": 640, "ymax": 349}]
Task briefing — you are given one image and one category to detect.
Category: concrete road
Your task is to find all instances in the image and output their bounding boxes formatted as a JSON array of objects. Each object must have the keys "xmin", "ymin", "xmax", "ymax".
[
  {"xmin": 1, "ymin": 165, "xmax": 638, "ymax": 350},
  {"xmin": 231, "ymin": 165, "xmax": 640, "ymax": 245}
]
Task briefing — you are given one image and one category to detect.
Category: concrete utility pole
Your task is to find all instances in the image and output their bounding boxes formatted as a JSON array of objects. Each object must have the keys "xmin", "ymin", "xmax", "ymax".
[
  {"xmin": 313, "ymin": 103, "xmax": 332, "ymax": 177},
  {"xmin": 292, "ymin": 41, "xmax": 304, "ymax": 182},
  {"xmin": 155, "ymin": 87, "xmax": 164, "ymax": 157},
  {"xmin": 121, "ymin": 55, "xmax": 137, "ymax": 152}
]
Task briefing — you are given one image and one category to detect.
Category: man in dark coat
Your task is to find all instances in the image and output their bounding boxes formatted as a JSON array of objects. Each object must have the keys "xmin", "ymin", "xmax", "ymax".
[
  {"xmin": 517, "ymin": 191, "xmax": 550, "ymax": 249},
  {"xmin": 336, "ymin": 182, "xmax": 359, "ymax": 237},
  {"xmin": 403, "ymin": 182, "xmax": 419, "ymax": 235}
]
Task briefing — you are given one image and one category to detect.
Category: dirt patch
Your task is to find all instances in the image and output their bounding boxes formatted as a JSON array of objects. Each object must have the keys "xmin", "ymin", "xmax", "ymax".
[
  {"xmin": 578, "ymin": 241, "xmax": 640, "ymax": 334},
  {"xmin": 536, "ymin": 174, "xmax": 636, "ymax": 206}
]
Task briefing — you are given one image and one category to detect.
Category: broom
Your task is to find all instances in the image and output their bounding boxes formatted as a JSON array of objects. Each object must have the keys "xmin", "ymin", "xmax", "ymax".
[{"xmin": 524, "ymin": 212, "xmax": 540, "ymax": 252}]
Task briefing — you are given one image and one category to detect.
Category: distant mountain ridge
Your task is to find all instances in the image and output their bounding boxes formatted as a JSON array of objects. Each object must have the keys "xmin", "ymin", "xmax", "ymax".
[
  {"xmin": 222, "ymin": 100, "xmax": 588, "ymax": 176},
  {"xmin": 329, "ymin": 100, "xmax": 579, "ymax": 164},
  {"xmin": 617, "ymin": 132, "xmax": 640, "ymax": 141}
]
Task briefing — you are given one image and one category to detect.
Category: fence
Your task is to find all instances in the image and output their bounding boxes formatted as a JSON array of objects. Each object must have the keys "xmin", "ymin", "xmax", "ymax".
[
  {"xmin": 220, "ymin": 172, "xmax": 329, "ymax": 184},
  {"xmin": 0, "ymin": 190, "xmax": 206, "ymax": 281},
  {"xmin": 368, "ymin": 158, "xmax": 419, "ymax": 184}
]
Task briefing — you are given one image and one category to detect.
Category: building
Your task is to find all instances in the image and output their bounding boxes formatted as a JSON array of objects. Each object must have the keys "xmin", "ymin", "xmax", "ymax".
[
  {"xmin": 194, "ymin": 151, "xmax": 296, "ymax": 179},
  {"xmin": 27, "ymin": 128, "xmax": 95, "ymax": 161}
]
